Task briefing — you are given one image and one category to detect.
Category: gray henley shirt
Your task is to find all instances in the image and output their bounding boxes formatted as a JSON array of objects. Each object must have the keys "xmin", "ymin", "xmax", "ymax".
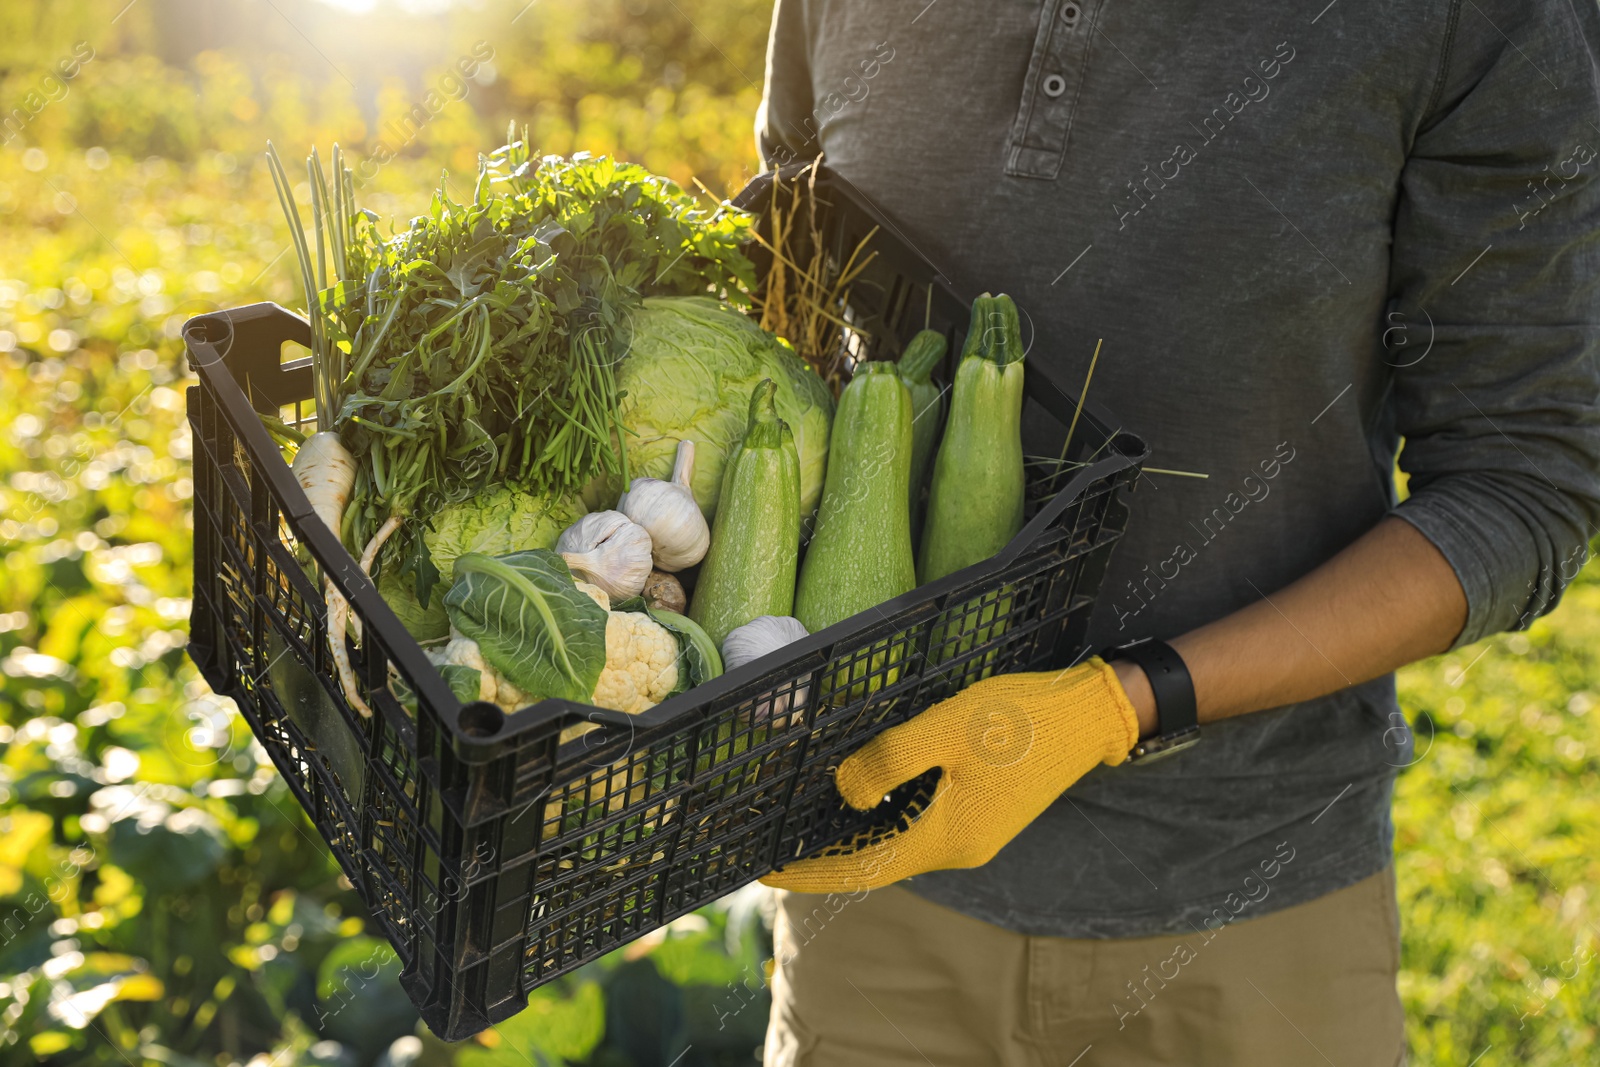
[{"xmin": 758, "ymin": 0, "xmax": 1600, "ymax": 937}]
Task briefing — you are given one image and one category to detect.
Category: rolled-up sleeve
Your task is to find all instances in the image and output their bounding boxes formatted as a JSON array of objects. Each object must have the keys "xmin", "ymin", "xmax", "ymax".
[
  {"xmin": 1388, "ymin": 0, "xmax": 1600, "ymax": 647},
  {"xmin": 756, "ymin": 0, "xmax": 820, "ymax": 169}
]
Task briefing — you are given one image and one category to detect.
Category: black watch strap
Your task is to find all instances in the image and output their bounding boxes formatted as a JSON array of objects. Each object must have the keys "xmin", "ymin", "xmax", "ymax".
[{"xmin": 1108, "ymin": 638, "xmax": 1200, "ymax": 762}]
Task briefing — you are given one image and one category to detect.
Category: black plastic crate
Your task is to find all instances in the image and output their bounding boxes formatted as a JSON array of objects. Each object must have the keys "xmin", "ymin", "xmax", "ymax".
[{"xmin": 184, "ymin": 165, "xmax": 1146, "ymax": 1040}]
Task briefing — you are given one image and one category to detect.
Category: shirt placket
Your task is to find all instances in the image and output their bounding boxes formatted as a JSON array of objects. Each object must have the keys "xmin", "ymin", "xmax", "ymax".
[{"xmin": 1005, "ymin": 0, "xmax": 1102, "ymax": 180}]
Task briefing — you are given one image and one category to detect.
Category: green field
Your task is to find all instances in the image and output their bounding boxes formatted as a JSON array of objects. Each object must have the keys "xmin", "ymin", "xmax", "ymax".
[{"xmin": 1, "ymin": 1, "xmax": 1596, "ymax": 1064}]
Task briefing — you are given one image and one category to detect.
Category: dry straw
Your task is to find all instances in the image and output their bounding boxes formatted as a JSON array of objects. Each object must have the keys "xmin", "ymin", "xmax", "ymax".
[{"xmin": 749, "ymin": 161, "xmax": 879, "ymax": 396}]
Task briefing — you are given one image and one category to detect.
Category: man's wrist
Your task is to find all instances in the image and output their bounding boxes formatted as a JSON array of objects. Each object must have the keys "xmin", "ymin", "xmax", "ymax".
[{"xmin": 1109, "ymin": 659, "xmax": 1159, "ymax": 739}]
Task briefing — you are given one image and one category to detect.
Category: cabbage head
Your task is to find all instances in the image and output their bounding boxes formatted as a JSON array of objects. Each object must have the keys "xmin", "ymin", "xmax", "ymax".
[
  {"xmin": 595, "ymin": 296, "xmax": 833, "ymax": 521},
  {"xmin": 378, "ymin": 485, "xmax": 587, "ymax": 640}
]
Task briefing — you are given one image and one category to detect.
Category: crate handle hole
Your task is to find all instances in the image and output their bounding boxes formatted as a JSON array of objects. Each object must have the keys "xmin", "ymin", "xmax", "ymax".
[
  {"xmin": 185, "ymin": 313, "xmax": 232, "ymax": 345},
  {"xmin": 458, "ymin": 701, "xmax": 506, "ymax": 739},
  {"xmin": 1111, "ymin": 432, "xmax": 1145, "ymax": 459}
]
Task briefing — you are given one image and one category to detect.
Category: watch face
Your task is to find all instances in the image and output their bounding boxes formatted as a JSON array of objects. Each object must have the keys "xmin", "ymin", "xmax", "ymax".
[{"xmin": 1129, "ymin": 727, "xmax": 1201, "ymax": 764}]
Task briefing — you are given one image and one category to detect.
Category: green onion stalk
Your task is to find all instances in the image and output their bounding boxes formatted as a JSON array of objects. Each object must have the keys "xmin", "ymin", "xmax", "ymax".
[{"xmin": 266, "ymin": 142, "xmax": 373, "ymax": 714}]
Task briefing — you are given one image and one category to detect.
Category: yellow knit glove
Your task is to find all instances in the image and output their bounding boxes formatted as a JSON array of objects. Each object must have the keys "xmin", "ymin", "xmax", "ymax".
[{"xmin": 762, "ymin": 658, "xmax": 1140, "ymax": 893}]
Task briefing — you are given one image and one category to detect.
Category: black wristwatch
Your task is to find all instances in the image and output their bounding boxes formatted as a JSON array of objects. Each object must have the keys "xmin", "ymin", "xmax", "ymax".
[{"xmin": 1103, "ymin": 637, "xmax": 1201, "ymax": 763}]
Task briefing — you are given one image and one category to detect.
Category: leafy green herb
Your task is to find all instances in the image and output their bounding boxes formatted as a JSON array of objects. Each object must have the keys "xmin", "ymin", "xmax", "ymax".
[{"xmin": 271, "ymin": 132, "xmax": 756, "ymax": 579}]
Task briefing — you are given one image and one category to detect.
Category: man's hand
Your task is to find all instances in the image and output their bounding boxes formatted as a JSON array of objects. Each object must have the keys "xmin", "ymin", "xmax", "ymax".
[
  {"xmin": 765, "ymin": 518, "xmax": 1468, "ymax": 895},
  {"xmin": 762, "ymin": 659, "xmax": 1139, "ymax": 893}
]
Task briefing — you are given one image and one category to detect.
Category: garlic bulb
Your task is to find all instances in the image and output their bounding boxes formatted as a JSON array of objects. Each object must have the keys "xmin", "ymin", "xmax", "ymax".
[
  {"xmin": 722, "ymin": 615, "xmax": 810, "ymax": 724},
  {"xmin": 617, "ymin": 439, "xmax": 710, "ymax": 571},
  {"xmin": 722, "ymin": 615, "xmax": 809, "ymax": 670},
  {"xmin": 557, "ymin": 511, "xmax": 653, "ymax": 600},
  {"xmin": 642, "ymin": 570, "xmax": 687, "ymax": 614}
]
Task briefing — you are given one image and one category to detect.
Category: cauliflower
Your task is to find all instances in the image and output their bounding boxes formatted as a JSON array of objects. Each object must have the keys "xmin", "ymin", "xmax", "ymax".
[
  {"xmin": 428, "ymin": 630, "xmax": 532, "ymax": 711},
  {"xmin": 591, "ymin": 611, "xmax": 680, "ymax": 713},
  {"xmin": 540, "ymin": 582, "xmax": 683, "ymax": 840},
  {"xmin": 579, "ymin": 578, "xmax": 683, "ymax": 714},
  {"xmin": 433, "ymin": 590, "xmax": 681, "ymax": 717}
]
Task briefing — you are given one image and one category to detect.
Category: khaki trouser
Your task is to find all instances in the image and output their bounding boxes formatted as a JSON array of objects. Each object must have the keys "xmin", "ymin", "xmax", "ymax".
[{"xmin": 765, "ymin": 868, "xmax": 1404, "ymax": 1067}]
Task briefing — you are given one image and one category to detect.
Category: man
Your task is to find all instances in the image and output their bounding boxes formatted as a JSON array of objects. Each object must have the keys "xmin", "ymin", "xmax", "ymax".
[{"xmin": 754, "ymin": 0, "xmax": 1600, "ymax": 1063}]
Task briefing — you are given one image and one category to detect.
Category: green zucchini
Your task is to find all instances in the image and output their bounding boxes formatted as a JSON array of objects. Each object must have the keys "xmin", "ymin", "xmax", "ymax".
[
  {"xmin": 690, "ymin": 380, "xmax": 803, "ymax": 647},
  {"xmin": 920, "ymin": 295, "xmax": 1027, "ymax": 675},
  {"xmin": 918, "ymin": 293, "xmax": 1026, "ymax": 583},
  {"xmin": 795, "ymin": 361, "xmax": 916, "ymax": 632},
  {"xmin": 898, "ymin": 329, "xmax": 947, "ymax": 539}
]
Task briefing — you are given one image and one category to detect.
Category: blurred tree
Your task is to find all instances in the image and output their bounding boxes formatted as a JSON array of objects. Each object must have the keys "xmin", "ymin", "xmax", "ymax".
[{"xmin": 0, "ymin": 0, "xmax": 768, "ymax": 192}]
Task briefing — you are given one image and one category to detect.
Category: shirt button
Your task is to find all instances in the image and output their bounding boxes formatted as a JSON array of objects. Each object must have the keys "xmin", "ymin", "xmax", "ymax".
[{"xmin": 1043, "ymin": 73, "xmax": 1068, "ymax": 97}]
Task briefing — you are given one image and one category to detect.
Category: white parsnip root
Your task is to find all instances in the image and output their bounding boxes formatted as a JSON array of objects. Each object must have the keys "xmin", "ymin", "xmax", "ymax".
[
  {"xmin": 292, "ymin": 431, "xmax": 370, "ymax": 717},
  {"xmin": 326, "ymin": 593, "xmax": 368, "ymax": 717},
  {"xmin": 347, "ymin": 514, "xmax": 405, "ymax": 646},
  {"xmin": 359, "ymin": 514, "xmax": 404, "ymax": 575}
]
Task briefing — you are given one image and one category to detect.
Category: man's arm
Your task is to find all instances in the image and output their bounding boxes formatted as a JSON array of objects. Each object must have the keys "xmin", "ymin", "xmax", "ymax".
[
  {"xmin": 1113, "ymin": 516, "xmax": 1466, "ymax": 734},
  {"xmin": 1121, "ymin": 0, "xmax": 1600, "ymax": 735}
]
